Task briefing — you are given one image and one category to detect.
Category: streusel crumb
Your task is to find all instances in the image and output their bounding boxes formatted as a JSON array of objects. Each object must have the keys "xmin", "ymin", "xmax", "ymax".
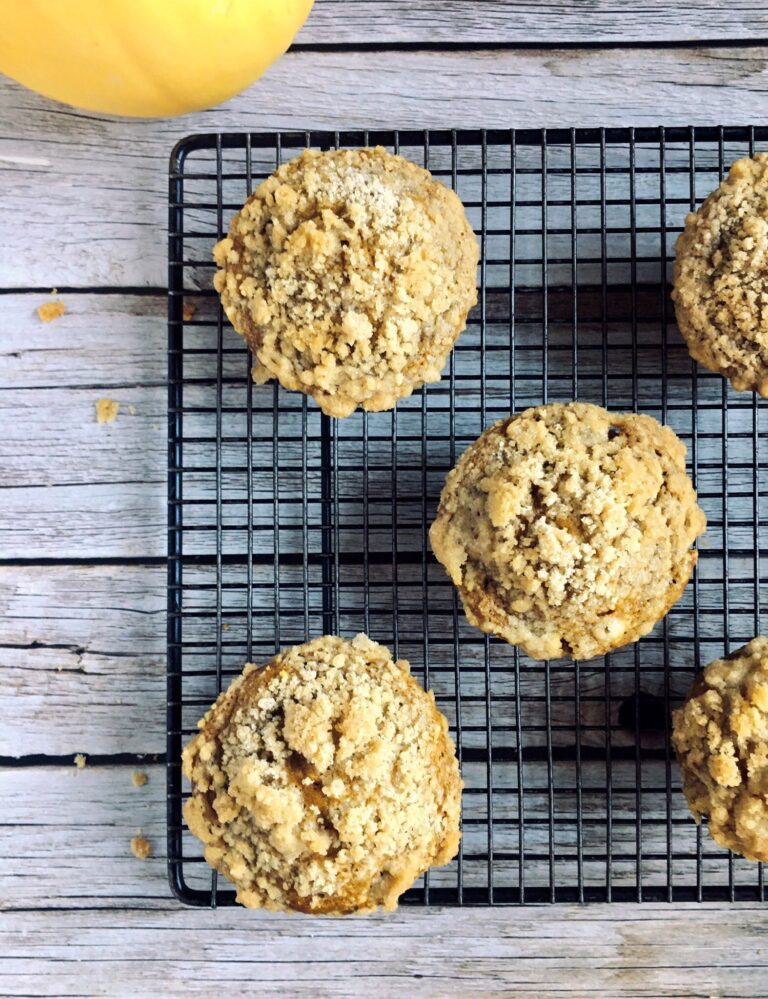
[
  {"xmin": 182, "ymin": 634, "xmax": 462, "ymax": 914},
  {"xmin": 430, "ymin": 402, "xmax": 706, "ymax": 661},
  {"xmin": 95, "ymin": 398, "xmax": 119, "ymax": 424},
  {"xmin": 672, "ymin": 637, "xmax": 768, "ymax": 863},
  {"xmin": 673, "ymin": 153, "xmax": 768, "ymax": 395},
  {"xmin": 130, "ymin": 835, "xmax": 152, "ymax": 860},
  {"xmin": 36, "ymin": 299, "xmax": 65, "ymax": 323},
  {"xmin": 213, "ymin": 147, "xmax": 478, "ymax": 417}
]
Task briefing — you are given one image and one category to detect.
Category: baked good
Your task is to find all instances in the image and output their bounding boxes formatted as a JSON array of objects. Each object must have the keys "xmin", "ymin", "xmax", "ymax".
[
  {"xmin": 672, "ymin": 637, "xmax": 768, "ymax": 863},
  {"xmin": 672, "ymin": 154, "xmax": 768, "ymax": 395},
  {"xmin": 429, "ymin": 402, "xmax": 706, "ymax": 661},
  {"xmin": 182, "ymin": 634, "xmax": 462, "ymax": 914},
  {"xmin": 213, "ymin": 147, "xmax": 478, "ymax": 417}
]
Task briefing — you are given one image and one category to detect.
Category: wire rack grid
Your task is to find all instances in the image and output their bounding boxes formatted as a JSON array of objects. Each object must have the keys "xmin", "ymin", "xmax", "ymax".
[{"xmin": 168, "ymin": 127, "xmax": 767, "ymax": 907}]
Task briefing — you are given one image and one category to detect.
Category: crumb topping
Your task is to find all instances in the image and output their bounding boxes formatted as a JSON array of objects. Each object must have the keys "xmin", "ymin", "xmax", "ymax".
[
  {"xmin": 130, "ymin": 835, "xmax": 152, "ymax": 860},
  {"xmin": 213, "ymin": 147, "xmax": 478, "ymax": 417},
  {"xmin": 95, "ymin": 398, "xmax": 119, "ymax": 424},
  {"xmin": 672, "ymin": 637, "xmax": 768, "ymax": 863},
  {"xmin": 673, "ymin": 153, "xmax": 768, "ymax": 395},
  {"xmin": 182, "ymin": 634, "xmax": 462, "ymax": 915},
  {"xmin": 36, "ymin": 299, "xmax": 65, "ymax": 323},
  {"xmin": 429, "ymin": 402, "xmax": 706, "ymax": 661}
]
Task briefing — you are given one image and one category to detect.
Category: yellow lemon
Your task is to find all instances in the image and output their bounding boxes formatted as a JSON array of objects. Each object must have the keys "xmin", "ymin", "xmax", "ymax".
[{"xmin": 0, "ymin": 0, "xmax": 314, "ymax": 117}]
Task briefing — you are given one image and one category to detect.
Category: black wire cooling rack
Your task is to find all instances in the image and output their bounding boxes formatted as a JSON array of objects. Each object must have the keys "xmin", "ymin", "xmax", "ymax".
[{"xmin": 168, "ymin": 127, "xmax": 767, "ymax": 906}]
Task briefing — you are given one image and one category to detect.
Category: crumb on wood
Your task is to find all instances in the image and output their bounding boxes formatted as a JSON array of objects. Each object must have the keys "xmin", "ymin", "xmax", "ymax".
[
  {"xmin": 132, "ymin": 770, "xmax": 149, "ymax": 788},
  {"xmin": 95, "ymin": 398, "xmax": 120, "ymax": 424},
  {"xmin": 182, "ymin": 301, "xmax": 197, "ymax": 322},
  {"xmin": 36, "ymin": 299, "xmax": 66, "ymax": 323},
  {"xmin": 128, "ymin": 404, "xmax": 137, "ymax": 416},
  {"xmin": 222, "ymin": 622, "xmax": 230, "ymax": 631},
  {"xmin": 74, "ymin": 753, "xmax": 87, "ymax": 769},
  {"xmin": 130, "ymin": 835, "xmax": 152, "ymax": 860}
]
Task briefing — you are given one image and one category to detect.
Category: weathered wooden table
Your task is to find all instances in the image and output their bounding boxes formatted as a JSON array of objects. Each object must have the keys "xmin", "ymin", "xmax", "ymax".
[{"xmin": 2, "ymin": 3, "xmax": 767, "ymax": 995}]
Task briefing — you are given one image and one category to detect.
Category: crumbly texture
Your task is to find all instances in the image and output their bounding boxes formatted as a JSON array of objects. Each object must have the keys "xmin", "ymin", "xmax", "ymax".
[
  {"xmin": 429, "ymin": 402, "xmax": 706, "ymax": 661},
  {"xmin": 213, "ymin": 147, "xmax": 478, "ymax": 418},
  {"xmin": 132, "ymin": 770, "xmax": 149, "ymax": 788},
  {"xmin": 36, "ymin": 299, "xmax": 65, "ymax": 322},
  {"xmin": 672, "ymin": 637, "xmax": 768, "ymax": 863},
  {"xmin": 673, "ymin": 154, "xmax": 768, "ymax": 395},
  {"xmin": 74, "ymin": 753, "xmax": 87, "ymax": 769},
  {"xmin": 130, "ymin": 835, "xmax": 152, "ymax": 860},
  {"xmin": 95, "ymin": 398, "xmax": 119, "ymax": 424},
  {"xmin": 182, "ymin": 634, "xmax": 462, "ymax": 915}
]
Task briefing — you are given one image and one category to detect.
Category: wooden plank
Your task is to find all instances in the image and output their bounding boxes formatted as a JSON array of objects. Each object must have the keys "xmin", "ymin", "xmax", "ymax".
[
  {"xmin": 0, "ymin": 564, "xmax": 165, "ymax": 755},
  {"xmin": 1, "ymin": 290, "xmax": 761, "ymax": 561},
  {"xmin": 0, "ymin": 768, "xmax": 766, "ymax": 995},
  {"xmin": 0, "ymin": 292, "xmax": 168, "ymax": 389},
  {"xmin": 0, "ymin": 295, "xmax": 167, "ymax": 557},
  {"xmin": 300, "ymin": 0, "xmax": 768, "ymax": 45},
  {"xmin": 4, "ymin": 909, "xmax": 768, "ymax": 999},
  {"xmin": 0, "ymin": 765, "xmax": 167, "ymax": 905},
  {"xmin": 2, "ymin": 47, "xmax": 768, "ymax": 288}
]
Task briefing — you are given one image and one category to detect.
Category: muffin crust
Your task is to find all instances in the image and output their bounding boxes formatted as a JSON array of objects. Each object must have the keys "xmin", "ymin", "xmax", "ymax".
[
  {"xmin": 672, "ymin": 637, "xmax": 768, "ymax": 863},
  {"xmin": 673, "ymin": 153, "xmax": 768, "ymax": 395},
  {"xmin": 213, "ymin": 147, "xmax": 478, "ymax": 417},
  {"xmin": 182, "ymin": 634, "xmax": 462, "ymax": 914},
  {"xmin": 429, "ymin": 402, "xmax": 706, "ymax": 661}
]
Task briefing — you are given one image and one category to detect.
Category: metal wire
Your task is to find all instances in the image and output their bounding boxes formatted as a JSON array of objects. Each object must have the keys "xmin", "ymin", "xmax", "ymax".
[{"xmin": 168, "ymin": 127, "xmax": 767, "ymax": 906}]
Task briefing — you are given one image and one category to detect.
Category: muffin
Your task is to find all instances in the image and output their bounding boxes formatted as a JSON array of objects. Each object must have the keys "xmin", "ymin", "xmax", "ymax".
[
  {"xmin": 213, "ymin": 147, "xmax": 479, "ymax": 417},
  {"xmin": 672, "ymin": 637, "xmax": 768, "ymax": 863},
  {"xmin": 429, "ymin": 402, "xmax": 706, "ymax": 661},
  {"xmin": 182, "ymin": 634, "xmax": 462, "ymax": 914},
  {"xmin": 672, "ymin": 153, "xmax": 768, "ymax": 395}
]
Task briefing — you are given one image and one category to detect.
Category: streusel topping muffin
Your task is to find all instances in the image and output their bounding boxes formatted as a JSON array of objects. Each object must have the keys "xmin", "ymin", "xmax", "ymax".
[
  {"xmin": 430, "ymin": 402, "xmax": 706, "ymax": 661},
  {"xmin": 213, "ymin": 147, "xmax": 478, "ymax": 417},
  {"xmin": 672, "ymin": 637, "xmax": 768, "ymax": 863},
  {"xmin": 182, "ymin": 634, "xmax": 462, "ymax": 914},
  {"xmin": 673, "ymin": 153, "xmax": 768, "ymax": 395}
]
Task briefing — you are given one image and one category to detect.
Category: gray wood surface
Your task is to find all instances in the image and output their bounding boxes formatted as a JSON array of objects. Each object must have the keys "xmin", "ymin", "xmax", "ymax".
[
  {"xmin": 2, "ymin": 2, "xmax": 768, "ymax": 995},
  {"xmin": 302, "ymin": 0, "xmax": 768, "ymax": 44},
  {"xmin": 3, "ymin": 44, "xmax": 768, "ymax": 289}
]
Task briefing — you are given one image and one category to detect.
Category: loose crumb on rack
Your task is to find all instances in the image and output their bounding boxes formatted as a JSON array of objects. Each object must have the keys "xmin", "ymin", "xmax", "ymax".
[
  {"xmin": 74, "ymin": 753, "xmax": 87, "ymax": 769},
  {"xmin": 128, "ymin": 404, "xmax": 137, "ymax": 416},
  {"xmin": 95, "ymin": 398, "xmax": 120, "ymax": 424},
  {"xmin": 37, "ymin": 299, "xmax": 66, "ymax": 323},
  {"xmin": 182, "ymin": 301, "xmax": 197, "ymax": 321},
  {"xmin": 130, "ymin": 835, "xmax": 152, "ymax": 860},
  {"xmin": 131, "ymin": 770, "xmax": 149, "ymax": 788}
]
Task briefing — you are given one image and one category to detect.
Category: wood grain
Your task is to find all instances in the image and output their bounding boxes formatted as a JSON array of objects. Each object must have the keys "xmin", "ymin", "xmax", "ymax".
[
  {"xmin": 300, "ymin": 0, "xmax": 768, "ymax": 45},
  {"xmin": 3, "ymin": 46, "xmax": 768, "ymax": 288},
  {"xmin": 1, "ymin": 763, "xmax": 767, "ymax": 995},
  {"xmin": 3, "ymin": 7, "xmax": 768, "ymax": 993},
  {"xmin": 0, "ymin": 564, "xmax": 165, "ymax": 756}
]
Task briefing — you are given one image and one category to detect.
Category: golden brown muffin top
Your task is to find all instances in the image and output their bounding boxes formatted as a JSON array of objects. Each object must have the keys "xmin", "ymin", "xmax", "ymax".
[
  {"xmin": 182, "ymin": 634, "xmax": 462, "ymax": 914},
  {"xmin": 430, "ymin": 402, "xmax": 706, "ymax": 661},
  {"xmin": 213, "ymin": 147, "xmax": 478, "ymax": 417},
  {"xmin": 673, "ymin": 153, "xmax": 768, "ymax": 396},
  {"xmin": 672, "ymin": 637, "xmax": 768, "ymax": 864}
]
